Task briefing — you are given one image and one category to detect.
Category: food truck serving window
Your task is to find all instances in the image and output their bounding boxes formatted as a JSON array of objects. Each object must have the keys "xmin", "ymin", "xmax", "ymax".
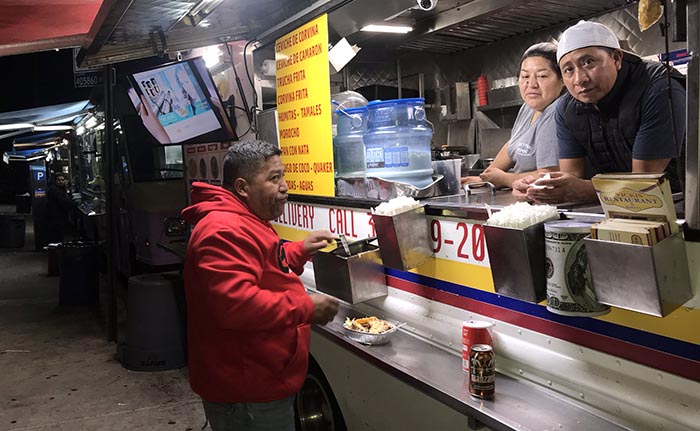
[{"xmin": 117, "ymin": 116, "xmax": 184, "ymax": 182}]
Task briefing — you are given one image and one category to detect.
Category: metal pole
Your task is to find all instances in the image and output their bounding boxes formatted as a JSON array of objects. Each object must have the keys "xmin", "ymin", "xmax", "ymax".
[
  {"xmin": 342, "ymin": 66, "xmax": 350, "ymax": 92},
  {"xmin": 418, "ymin": 72, "xmax": 425, "ymax": 99},
  {"xmin": 686, "ymin": 0, "xmax": 699, "ymax": 229},
  {"xmin": 103, "ymin": 64, "xmax": 118, "ymax": 342},
  {"xmin": 397, "ymin": 57, "xmax": 402, "ymax": 99}
]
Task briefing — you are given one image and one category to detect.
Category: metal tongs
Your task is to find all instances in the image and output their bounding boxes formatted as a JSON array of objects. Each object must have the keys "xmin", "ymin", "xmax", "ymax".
[
  {"xmin": 339, "ymin": 234, "xmax": 351, "ymax": 256},
  {"xmin": 463, "ymin": 181, "xmax": 496, "ymax": 196}
]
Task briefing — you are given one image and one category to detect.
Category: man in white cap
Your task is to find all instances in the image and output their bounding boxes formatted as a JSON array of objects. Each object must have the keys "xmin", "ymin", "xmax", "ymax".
[{"xmin": 514, "ymin": 20, "xmax": 685, "ymax": 203}]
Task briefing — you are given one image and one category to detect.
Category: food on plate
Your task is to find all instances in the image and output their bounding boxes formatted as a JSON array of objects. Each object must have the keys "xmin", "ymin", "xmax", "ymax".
[{"xmin": 344, "ymin": 316, "xmax": 394, "ymax": 334}]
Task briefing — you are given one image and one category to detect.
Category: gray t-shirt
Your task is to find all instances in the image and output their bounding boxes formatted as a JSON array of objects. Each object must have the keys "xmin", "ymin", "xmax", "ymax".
[{"xmin": 506, "ymin": 99, "xmax": 560, "ymax": 173}]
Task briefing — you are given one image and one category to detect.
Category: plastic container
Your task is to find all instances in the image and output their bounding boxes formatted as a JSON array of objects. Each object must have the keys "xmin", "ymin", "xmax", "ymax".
[
  {"xmin": 331, "ymin": 90, "xmax": 368, "ymax": 136},
  {"xmin": 477, "ymin": 75, "xmax": 489, "ymax": 106},
  {"xmin": 334, "ymin": 106, "xmax": 367, "ymax": 178},
  {"xmin": 15, "ymin": 194, "xmax": 31, "ymax": 214},
  {"xmin": 58, "ymin": 241, "xmax": 100, "ymax": 305},
  {"xmin": 363, "ymin": 98, "xmax": 434, "ymax": 188},
  {"xmin": 0, "ymin": 214, "xmax": 26, "ymax": 248},
  {"xmin": 118, "ymin": 272, "xmax": 187, "ymax": 371}
]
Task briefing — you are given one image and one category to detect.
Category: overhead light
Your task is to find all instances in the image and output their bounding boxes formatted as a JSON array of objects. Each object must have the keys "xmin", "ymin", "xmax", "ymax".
[
  {"xmin": 14, "ymin": 141, "xmax": 57, "ymax": 148},
  {"xmin": 0, "ymin": 123, "xmax": 34, "ymax": 131},
  {"xmin": 171, "ymin": 0, "xmax": 225, "ymax": 30},
  {"xmin": 360, "ymin": 24, "xmax": 413, "ymax": 34},
  {"xmin": 85, "ymin": 116, "xmax": 98, "ymax": 129},
  {"xmin": 33, "ymin": 125, "xmax": 73, "ymax": 131},
  {"xmin": 203, "ymin": 45, "xmax": 222, "ymax": 68},
  {"xmin": 25, "ymin": 154, "xmax": 48, "ymax": 162},
  {"xmin": 190, "ymin": 0, "xmax": 223, "ymax": 17}
]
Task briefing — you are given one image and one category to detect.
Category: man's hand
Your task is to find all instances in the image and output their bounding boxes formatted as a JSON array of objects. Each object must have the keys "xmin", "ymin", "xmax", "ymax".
[
  {"xmin": 310, "ymin": 294, "xmax": 339, "ymax": 325},
  {"xmin": 524, "ymin": 172, "xmax": 597, "ymax": 204},
  {"xmin": 134, "ymin": 93, "xmax": 172, "ymax": 144},
  {"xmin": 302, "ymin": 230, "xmax": 335, "ymax": 255},
  {"xmin": 512, "ymin": 176, "xmax": 537, "ymax": 201}
]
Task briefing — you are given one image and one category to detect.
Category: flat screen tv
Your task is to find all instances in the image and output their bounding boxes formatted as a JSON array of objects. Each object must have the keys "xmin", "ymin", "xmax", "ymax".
[{"xmin": 126, "ymin": 57, "xmax": 235, "ymax": 144}]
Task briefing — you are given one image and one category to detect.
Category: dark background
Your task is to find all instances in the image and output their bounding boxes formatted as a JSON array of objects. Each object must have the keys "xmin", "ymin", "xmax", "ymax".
[
  {"xmin": 0, "ymin": 49, "xmax": 93, "ymax": 113},
  {"xmin": 0, "ymin": 49, "xmax": 93, "ymax": 203}
]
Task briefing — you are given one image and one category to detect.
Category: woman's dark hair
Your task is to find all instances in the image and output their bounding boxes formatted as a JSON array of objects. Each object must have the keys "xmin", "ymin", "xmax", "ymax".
[
  {"xmin": 223, "ymin": 140, "xmax": 282, "ymax": 186},
  {"xmin": 520, "ymin": 42, "xmax": 561, "ymax": 79}
]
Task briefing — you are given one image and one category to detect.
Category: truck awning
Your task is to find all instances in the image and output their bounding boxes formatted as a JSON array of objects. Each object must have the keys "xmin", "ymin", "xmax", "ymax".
[{"xmin": 0, "ymin": 0, "xmax": 102, "ymax": 57}]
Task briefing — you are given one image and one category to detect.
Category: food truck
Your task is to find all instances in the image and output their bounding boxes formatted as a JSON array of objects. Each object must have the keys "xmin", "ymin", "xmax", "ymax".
[
  {"xmin": 74, "ymin": 0, "xmax": 700, "ymax": 430},
  {"xmin": 256, "ymin": 3, "xmax": 700, "ymax": 431}
]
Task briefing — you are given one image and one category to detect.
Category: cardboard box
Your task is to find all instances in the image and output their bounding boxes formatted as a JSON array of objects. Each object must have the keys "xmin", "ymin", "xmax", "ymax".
[{"xmin": 591, "ymin": 173, "xmax": 678, "ymax": 233}]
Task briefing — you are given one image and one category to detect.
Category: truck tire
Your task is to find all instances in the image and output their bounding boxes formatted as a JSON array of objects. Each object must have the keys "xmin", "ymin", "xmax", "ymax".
[
  {"xmin": 296, "ymin": 356, "xmax": 346, "ymax": 431},
  {"xmin": 128, "ymin": 246, "xmax": 146, "ymax": 277}
]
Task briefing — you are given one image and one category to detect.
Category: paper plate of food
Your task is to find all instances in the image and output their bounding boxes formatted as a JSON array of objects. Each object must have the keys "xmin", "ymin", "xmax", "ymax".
[{"xmin": 342, "ymin": 316, "xmax": 401, "ymax": 345}]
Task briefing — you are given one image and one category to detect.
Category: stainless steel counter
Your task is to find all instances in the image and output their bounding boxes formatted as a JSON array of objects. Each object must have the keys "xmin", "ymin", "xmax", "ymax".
[
  {"xmin": 288, "ymin": 190, "xmax": 605, "ymax": 222},
  {"xmin": 423, "ymin": 190, "xmax": 604, "ymax": 221},
  {"xmin": 312, "ymin": 302, "xmax": 629, "ymax": 431}
]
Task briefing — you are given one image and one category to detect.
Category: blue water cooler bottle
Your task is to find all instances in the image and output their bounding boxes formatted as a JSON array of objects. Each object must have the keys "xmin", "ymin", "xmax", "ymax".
[
  {"xmin": 334, "ymin": 106, "xmax": 367, "ymax": 178},
  {"xmin": 363, "ymin": 98, "xmax": 433, "ymax": 188}
]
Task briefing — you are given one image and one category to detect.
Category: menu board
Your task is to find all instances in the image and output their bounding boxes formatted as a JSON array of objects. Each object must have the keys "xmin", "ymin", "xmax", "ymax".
[{"xmin": 274, "ymin": 14, "xmax": 334, "ymax": 196}]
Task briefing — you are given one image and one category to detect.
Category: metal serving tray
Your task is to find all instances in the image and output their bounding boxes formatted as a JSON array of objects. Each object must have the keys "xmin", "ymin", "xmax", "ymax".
[
  {"xmin": 335, "ymin": 175, "xmax": 444, "ymax": 200},
  {"xmin": 483, "ymin": 222, "xmax": 547, "ymax": 303},
  {"xmin": 584, "ymin": 231, "xmax": 693, "ymax": 317},
  {"xmin": 312, "ymin": 237, "xmax": 387, "ymax": 304},
  {"xmin": 372, "ymin": 206, "xmax": 433, "ymax": 271}
]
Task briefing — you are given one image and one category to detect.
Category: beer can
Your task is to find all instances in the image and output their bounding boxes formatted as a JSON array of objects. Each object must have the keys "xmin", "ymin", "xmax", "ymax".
[
  {"xmin": 469, "ymin": 344, "xmax": 495, "ymax": 399},
  {"xmin": 544, "ymin": 220, "xmax": 610, "ymax": 317},
  {"xmin": 461, "ymin": 320, "xmax": 493, "ymax": 373}
]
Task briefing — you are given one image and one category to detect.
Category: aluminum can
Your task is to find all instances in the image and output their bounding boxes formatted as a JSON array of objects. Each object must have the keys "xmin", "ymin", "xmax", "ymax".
[
  {"xmin": 469, "ymin": 344, "xmax": 495, "ymax": 399},
  {"xmin": 461, "ymin": 320, "xmax": 493, "ymax": 373}
]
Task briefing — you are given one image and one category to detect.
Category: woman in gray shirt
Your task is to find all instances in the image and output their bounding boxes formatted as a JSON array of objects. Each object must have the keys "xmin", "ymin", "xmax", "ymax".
[{"xmin": 462, "ymin": 42, "xmax": 564, "ymax": 188}]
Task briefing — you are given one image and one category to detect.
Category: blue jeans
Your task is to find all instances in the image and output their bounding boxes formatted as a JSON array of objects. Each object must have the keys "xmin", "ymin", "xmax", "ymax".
[{"xmin": 202, "ymin": 395, "xmax": 296, "ymax": 431}]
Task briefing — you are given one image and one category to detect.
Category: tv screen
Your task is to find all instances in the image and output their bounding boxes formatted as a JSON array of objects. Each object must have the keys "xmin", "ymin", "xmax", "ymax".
[{"xmin": 126, "ymin": 57, "xmax": 235, "ymax": 144}]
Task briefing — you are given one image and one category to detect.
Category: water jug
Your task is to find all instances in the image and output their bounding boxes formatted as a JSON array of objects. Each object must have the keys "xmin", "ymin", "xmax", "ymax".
[
  {"xmin": 363, "ymin": 98, "xmax": 433, "ymax": 188},
  {"xmin": 331, "ymin": 91, "xmax": 368, "ymax": 137},
  {"xmin": 334, "ymin": 107, "xmax": 367, "ymax": 177}
]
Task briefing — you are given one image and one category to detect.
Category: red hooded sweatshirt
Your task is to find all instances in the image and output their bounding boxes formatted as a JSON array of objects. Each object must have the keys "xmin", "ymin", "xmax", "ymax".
[{"xmin": 181, "ymin": 182, "xmax": 314, "ymax": 403}]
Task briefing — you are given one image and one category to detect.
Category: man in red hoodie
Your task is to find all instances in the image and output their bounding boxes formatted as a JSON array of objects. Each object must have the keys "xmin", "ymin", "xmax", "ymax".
[{"xmin": 181, "ymin": 140, "xmax": 339, "ymax": 431}]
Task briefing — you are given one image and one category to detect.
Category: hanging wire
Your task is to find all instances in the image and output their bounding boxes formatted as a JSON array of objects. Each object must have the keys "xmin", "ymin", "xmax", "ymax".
[
  {"xmin": 243, "ymin": 39, "xmax": 260, "ymax": 134},
  {"xmin": 659, "ymin": 0, "xmax": 685, "ymax": 194},
  {"xmin": 224, "ymin": 43, "xmax": 254, "ymax": 137}
]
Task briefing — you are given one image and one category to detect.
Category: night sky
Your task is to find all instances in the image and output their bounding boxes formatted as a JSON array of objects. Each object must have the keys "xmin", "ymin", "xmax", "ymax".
[{"xmin": 0, "ymin": 49, "xmax": 95, "ymax": 114}]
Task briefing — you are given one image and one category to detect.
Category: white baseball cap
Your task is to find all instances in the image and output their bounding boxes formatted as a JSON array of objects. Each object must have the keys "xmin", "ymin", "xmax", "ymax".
[{"xmin": 556, "ymin": 20, "xmax": 620, "ymax": 63}]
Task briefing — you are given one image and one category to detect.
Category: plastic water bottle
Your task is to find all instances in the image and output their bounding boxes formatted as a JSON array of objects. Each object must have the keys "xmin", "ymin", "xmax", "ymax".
[
  {"xmin": 334, "ymin": 107, "xmax": 367, "ymax": 177},
  {"xmin": 363, "ymin": 98, "xmax": 433, "ymax": 188}
]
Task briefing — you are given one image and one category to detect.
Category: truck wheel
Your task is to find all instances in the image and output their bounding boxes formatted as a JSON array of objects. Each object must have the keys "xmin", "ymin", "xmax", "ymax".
[
  {"xmin": 128, "ymin": 246, "xmax": 146, "ymax": 277},
  {"xmin": 296, "ymin": 357, "xmax": 346, "ymax": 431}
]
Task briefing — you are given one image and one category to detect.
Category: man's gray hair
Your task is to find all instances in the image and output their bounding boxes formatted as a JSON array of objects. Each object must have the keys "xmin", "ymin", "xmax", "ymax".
[{"xmin": 223, "ymin": 140, "xmax": 282, "ymax": 186}]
